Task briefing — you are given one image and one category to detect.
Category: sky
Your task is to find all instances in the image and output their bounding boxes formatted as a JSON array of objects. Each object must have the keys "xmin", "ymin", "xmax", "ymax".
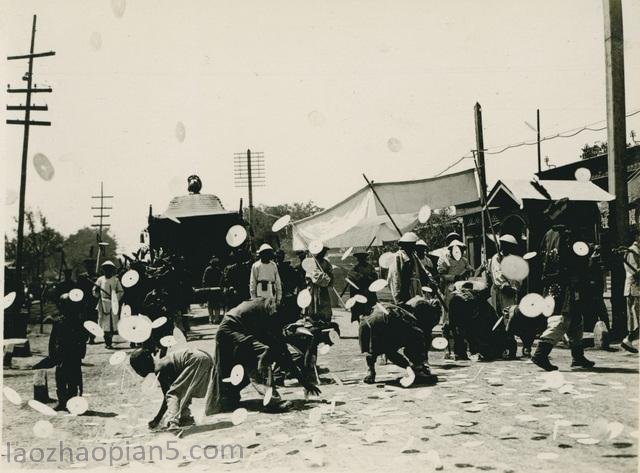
[{"xmin": 2, "ymin": 0, "xmax": 640, "ymax": 254}]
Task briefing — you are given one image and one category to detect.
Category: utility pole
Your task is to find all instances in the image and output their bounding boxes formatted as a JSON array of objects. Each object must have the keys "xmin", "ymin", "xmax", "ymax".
[
  {"xmin": 6, "ymin": 15, "xmax": 55, "ymax": 354},
  {"xmin": 233, "ymin": 149, "xmax": 266, "ymax": 239},
  {"xmin": 603, "ymin": 0, "xmax": 629, "ymax": 339},
  {"xmin": 536, "ymin": 109, "xmax": 542, "ymax": 174},
  {"xmin": 474, "ymin": 103, "xmax": 488, "ymax": 199},
  {"xmin": 91, "ymin": 182, "xmax": 113, "ymax": 270},
  {"xmin": 474, "ymin": 103, "xmax": 489, "ymax": 265}
]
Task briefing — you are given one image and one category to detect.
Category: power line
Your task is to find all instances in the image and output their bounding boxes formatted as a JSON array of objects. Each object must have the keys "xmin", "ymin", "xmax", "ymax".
[
  {"xmin": 484, "ymin": 108, "xmax": 640, "ymax": 155},
  {"xmin": 433, "ymin": 108, "xmax": 640, "ymax": 177}
]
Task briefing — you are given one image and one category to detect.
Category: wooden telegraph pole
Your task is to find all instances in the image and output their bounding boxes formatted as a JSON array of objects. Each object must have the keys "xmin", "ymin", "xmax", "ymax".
[
  {"xmin": 91, "ymin": 182, "xmax": 114, "ymax": 271},
  {"xmin": 536, "ymin": 109, "xmax": 542, "ymax": 174},
  {"xmin": 474, "ymin": 102, "xmax": 489, "ymax": 264},
  {"xmin": 603, "ymin": 0, "xmax": 629, "ymax": 338},
  {"xmin": 233, "ymin": 150, "xmax": 266, "ymax": 243},
  {"xmin": 6, "ymin": 15, "xmax": 55, "ymax": 353}
]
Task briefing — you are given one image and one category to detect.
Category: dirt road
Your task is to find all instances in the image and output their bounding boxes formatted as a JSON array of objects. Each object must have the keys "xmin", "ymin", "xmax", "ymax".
[{"xmin": 2, "ymin": 308, "xmax": 638, "ymax": 472}]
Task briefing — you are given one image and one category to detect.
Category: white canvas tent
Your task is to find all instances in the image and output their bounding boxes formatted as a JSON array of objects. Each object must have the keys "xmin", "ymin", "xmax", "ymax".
[{"xmin": 292, "ymin": 169, "xmax": 480, "ymax": 250}]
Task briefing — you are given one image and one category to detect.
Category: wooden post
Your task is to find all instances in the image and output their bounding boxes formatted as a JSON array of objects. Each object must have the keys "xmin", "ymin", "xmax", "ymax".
[
  {"xmin": 247, "ymin": 149, "xmax": 254, "ymax": 235},
  {"xmin": 6, "ymin": 15, "xmax": 55, "ymax": 355},
  {"xmin": 536, "ymin": 109, "xmax": 542, "ymax": 174},
  {"xmin": 474, "ymin": 103, "xmax": 488, "ymax": 198},
  {"xmin": 474, "ymin": 104, "xmax": 490, "ymax": 264},
  {"xmin": 603, "ymin": 0, "xmax": 629, "ymax": 339}
]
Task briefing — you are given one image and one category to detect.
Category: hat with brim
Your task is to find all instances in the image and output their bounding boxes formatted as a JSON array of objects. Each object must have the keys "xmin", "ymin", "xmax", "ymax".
[
  {"xmin": 445, "ymin": 232, "xmax": 462, "ymax": 245},
  {"xmin": 101, "ymin": 260, "xmax": 116, "ymax": 268},
  {"xmin": 498, "ymin": 234, "xmax": 518, "ymax": 245},
  {"xmin": 448, "ymin": 239, "xmax": 466, "ymax": 248},
  {"xmin": 454, "ymin": 277, "xmax": 487, "ymax": 292},
  {"xmin": 258, "ymin": 243, "xmax": 274, "ymax": 254},
  {"xmin": 399, "ymin": 231, "xmax": 419, "ymax": 243},
  {"xmin": 416, "ymin": 239, "xmax": 428, "ymax": 248}
]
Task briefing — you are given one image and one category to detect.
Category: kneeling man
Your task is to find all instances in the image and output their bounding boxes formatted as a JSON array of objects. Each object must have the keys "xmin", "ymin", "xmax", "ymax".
[{"xmin": 359, "ymin": 296, "xmax": 440, "ymax": 384}]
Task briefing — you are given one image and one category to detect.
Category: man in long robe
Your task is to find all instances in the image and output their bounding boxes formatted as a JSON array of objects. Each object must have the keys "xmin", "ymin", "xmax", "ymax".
[
  {"xmin": 623, "ymin": 233, "xmax": 640, "ymax": 353},
  {"xmin": 438, "ymin": 239, "xmax": 473, "ymax": 360},
  {"xmin": 307, "ymin": 247, "xmax": 333, "ymax": 322},
  {"xmin": 221, "ymin": 249, "xmax": 253, "ymax": 310},
  {"xmin": 49, "ymin": 293, "xmax": 87, "ymax": 411},
  {"xmin": 204, "ymin": 297, "xmax": 320, "ymax": 415},
  {"xmin": 415, "ymin": 239, "xmax": 438, "ymax": 287},
  {"xmin": 275, "ymin": 249, "xmax": 299, "ymax": 301},
  {"xmin": 249, "ymin": 244, "xmax": 282, "ymax": 305},
  {"xmin": 347, "ymin": 250, "xmax": 377, "ymax": 322},
  {"xmin": 387, "ymin": 232, "xmax": 422, "ymax": 305},
  {"xmin": 130, "ymin": 347, "xmax": 213, "ymax": 430},
  {"xmin": 92, "ymin": 261, "xmax": 124, "ymax": 349},
  {"xmin": 359, "ymin": 296, "xmax": 439, "ymax": 384},
  {"xmin": 202, "ymin": 257, "xmax": 223, "ymax": 324},
  {"xmin": 488, "ymin": 234, "xmax": 521, "ymax": 315}
]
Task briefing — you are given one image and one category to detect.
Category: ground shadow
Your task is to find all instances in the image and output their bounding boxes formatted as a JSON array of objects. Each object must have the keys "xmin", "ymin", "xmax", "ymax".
[
  {"xmin": 381, "ymin": 376, "xmax": 438, "ymax": 388},
  {"xmin": 83, "ymin": 410, "xmax": 118, "ymax": 418},
  {"xmin": 238, "ymin": 398, "xmax": 321, "ymax": 414},
  {"xmin": 586, "ymin": 367, "xmax": 638, "ymax": 374},
  {"xmin": 179, "ymin": 420, "xmax": 234, "ymax": 437},
  {"xmin": 431, "ymin": 363, "xmax": 468, "ymax": 371}
]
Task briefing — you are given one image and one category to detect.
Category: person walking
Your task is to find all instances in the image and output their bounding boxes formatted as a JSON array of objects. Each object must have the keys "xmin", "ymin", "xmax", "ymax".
[{"xmin": 532, "ymin": 199, "xmax": 595, "ymax": 371}]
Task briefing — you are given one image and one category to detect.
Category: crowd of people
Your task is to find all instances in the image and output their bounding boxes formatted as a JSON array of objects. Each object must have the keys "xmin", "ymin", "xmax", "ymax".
[{"xmin": 44, "ymin": 201, "xmax": 640, "ymax": 431}]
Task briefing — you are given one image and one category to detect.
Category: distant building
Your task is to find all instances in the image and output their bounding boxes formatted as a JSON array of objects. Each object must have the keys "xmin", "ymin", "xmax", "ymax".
[{"xmin": 536, "ymin": 144, "xmax": 640, "ymax": 227}]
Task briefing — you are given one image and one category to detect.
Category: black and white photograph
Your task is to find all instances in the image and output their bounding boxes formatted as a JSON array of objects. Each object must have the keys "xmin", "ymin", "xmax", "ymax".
[{"xmin": 2, "ymin": 1, "xmax": 639, "ymax": 471}]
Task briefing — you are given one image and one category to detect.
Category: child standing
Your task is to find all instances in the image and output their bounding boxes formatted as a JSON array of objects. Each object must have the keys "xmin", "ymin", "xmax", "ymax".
[{"xmin": 49, "ymin": 293, "xmax": 87, "ymax": 411}]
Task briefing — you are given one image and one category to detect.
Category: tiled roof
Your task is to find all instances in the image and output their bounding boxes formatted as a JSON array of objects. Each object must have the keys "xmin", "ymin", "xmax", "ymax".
[{"xmin": 161, "ymin": 194, "xmax": 233, "ymax": 218}]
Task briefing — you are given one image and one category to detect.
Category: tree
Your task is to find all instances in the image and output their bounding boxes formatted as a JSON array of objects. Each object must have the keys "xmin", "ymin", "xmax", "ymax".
[
  {"xmin": 63, "ymin": 227, "xmax": 118, "ymax": 275},
  {"xmin": 580, "ymin": 140, "xmax": 632, "ymax": 160},
  {"xmin": 246, "ymin": 201, "xmax": 324, "ymax": 254},
  {"xmin": 414, "ymin": 208, "xmax": 461, "ymax": 251},
  {"xmin": 4, "ymin": 210, "xmax": 64, "ymax": 287},
  {"xmin": 580, "ymin": 142, "xmax": 608, "ymax": 160}
]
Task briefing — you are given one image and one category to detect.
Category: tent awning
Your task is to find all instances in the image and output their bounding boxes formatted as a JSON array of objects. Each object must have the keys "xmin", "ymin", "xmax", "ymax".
[{"xmin": 292, "ymin": 169, "xmax": 479, "ymax": 250}]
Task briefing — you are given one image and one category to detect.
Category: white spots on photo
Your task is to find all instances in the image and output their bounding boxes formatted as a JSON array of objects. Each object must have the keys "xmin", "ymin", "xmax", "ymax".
[
  {"xmin": 308, "ymin": 110, "xmax": 326, "ymax": 126},
  {"xmin": 387, "ymin": 137, "xmax": 402, "ymax": 152},
  {"xmin": 111, "ymin": 0, "xmax": 126, "ymax": 19},
  {"xmin": 90, "ymin": 32, "xmax": 103, "ymax": 51},
  {"xmin": 175, "ymin": 121, "xmax": 186, "ymax": 142}
]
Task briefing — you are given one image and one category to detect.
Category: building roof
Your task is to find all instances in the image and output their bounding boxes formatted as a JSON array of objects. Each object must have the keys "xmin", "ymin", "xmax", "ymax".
[
  {"xmin": 158, "ymin": 193, "xmax": 235, "ymax": 219},
  {"xmin": 487, "ymin": 179, "xmax": 615, "ymax": 208},
  {"xmin": 536, "ymin": 145, "xmax": 640, "ymax": 187}
]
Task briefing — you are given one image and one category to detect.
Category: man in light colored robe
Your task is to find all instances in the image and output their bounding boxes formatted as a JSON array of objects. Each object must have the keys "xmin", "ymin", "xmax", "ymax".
[
  {"xmin": 488, "ymin": 234, "xmax": 521, "ymax": 315},
  {"xmin": 92, "ymin": 260, "xmax": 124, "ymax": 349},
  {"xmin": 249, "ymin": 244, "xmax": 283, "ymax": 305}
]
